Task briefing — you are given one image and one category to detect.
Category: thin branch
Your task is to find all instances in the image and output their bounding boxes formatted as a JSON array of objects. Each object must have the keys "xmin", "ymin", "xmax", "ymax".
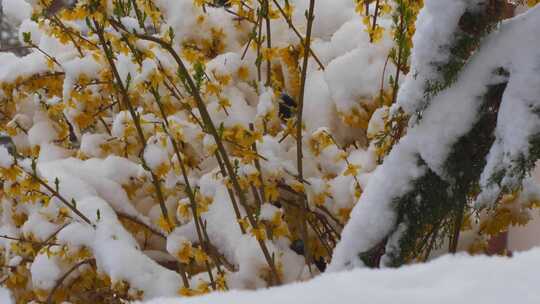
[
  {"xmin": 46, "ymin": 259, "xmax": 94, "ymax": 304},
  {"xmin": 19, "ymin": 166, "xmax": 94, "ymax": 226},
  {"xmin": 271, "ymin": 0, "xmax": 324, "ymax": 70},
  {"xmin": 94, "ymin": 20, "xmax": 171, "ymax": 228},
  {"xmin": 117, "ymin": 212, "xmax": 166, "ymax": 239}
]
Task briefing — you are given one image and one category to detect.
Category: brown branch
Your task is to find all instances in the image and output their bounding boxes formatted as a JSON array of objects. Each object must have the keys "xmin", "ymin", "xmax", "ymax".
[
  {"xmin": 0, "ymin": 235, "xmax": 58, "ymax": 246},
  {"xmin": 94, "ymin": 20, "xmax": 171, "ymax": 228},
  {"xmin": 370, "ymin": 0, "xmax": 381, "ymax": 43},
  {"xmin": 46, "ymin": 259, "xmax": 94, "ymax": 304},
  {"xmin": 117, "ymin": 212, "xmax": 166, "ymax": 239},
  {"xmin": 263, "ymin": 0, "xmax": 272, "ymax": 86},
  {"xmin": 271, "ymin": 0, "xmax": 324, "ymax": 70},
  {"xmin": 18, "ymin": 165, "xmax": 94, "ymax": 226}
]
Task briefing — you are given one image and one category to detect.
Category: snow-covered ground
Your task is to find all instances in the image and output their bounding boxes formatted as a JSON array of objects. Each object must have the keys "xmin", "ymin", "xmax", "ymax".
[{"xmin": 140, "ymin": 248, "xmax": 540, "ymax": 304}]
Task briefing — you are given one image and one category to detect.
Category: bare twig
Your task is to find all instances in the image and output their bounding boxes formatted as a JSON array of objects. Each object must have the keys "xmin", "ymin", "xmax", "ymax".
[
  {"xmin": 297, "ymin": 0, "xmax": 316, "ymax": 265},
  {"xmin": 46, "ymin": 259, "xmax": 94, "ymax": 304},
  {"xmin": 271, "ymin": 0, "xmax": 324, "ymax": 70}
]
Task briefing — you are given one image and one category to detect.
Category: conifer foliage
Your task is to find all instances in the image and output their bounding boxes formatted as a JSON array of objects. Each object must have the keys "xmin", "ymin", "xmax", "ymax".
[{"xmin": 331, "ymin": 0, "xmax": 540, "ymax": 270}]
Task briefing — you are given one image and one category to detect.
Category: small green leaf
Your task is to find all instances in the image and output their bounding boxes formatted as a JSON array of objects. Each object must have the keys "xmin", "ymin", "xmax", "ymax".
[{"xmin": 22, "ymin": 32, "xmax": 32, "ymax": 44}]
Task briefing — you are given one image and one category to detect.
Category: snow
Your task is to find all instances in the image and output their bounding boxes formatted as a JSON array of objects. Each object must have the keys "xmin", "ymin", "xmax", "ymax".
[
  {"xmin": 325, "ymin": 27, "xmax": 394, "ymax": 114},
  {"xmin": 1, "ymin": 0, "xmax": 32, "ymax": 25},
  {"xmin": 28, "ymin": 119, "xmax": 58, "ymax": 147},
  {"xmin": 140, "ymin": 248, "xmax": 540, "ymax": 304},
  {"xmin": 62, "ymin": 56, "xmax": 102, "ymax": 101},
  {"xmin": 329, "ymin": 138, "xmax": 425, "ymax": 271},
  {"xmin": 80, "ymin": 133, "xmax": 110, "ymax": 158},
  {"xmin": 0, "ymin": 287, "xmax": 13, "ymax": 304},
  {"xmin": 0, "ymin": 52, "xmax": 49, "ymax": 83},
  {"xmin": 331, "ymin": 4, "xmax": 540, "ymax": 270},
  {"xmin": 38, "ymin": 156, "xmax": 147, "ymax": 219},
  {"xmin": 476, "ymin": 8, "xmax": 540, "ymax": 206},
  {"xmin": 56, "ymin": 196, "xmax": 183, "ymax": 299},
  {"xmin": 256, "ymin": 90, "xmax": 275, "ymax": 118},
  {"xmin": 30, "ymin": 251, "xmax": 63, "ymax": 291},
  {"xmin": 21, "ymin": 212, "xmax": 58, "ymax": 241},
  {"xmin": 397, "ymin": 0, "xmax": 482, "ymax": 116},
  {"xmin": 303, "ymin": 71, "xmax": 334, "ymax": 134},
  {"xmin": 0, "ymin": 146, "xmax": 14, "ymax": 168},
  {"xmin": 259, "ymin": 204, "xmax": 279, "ymax": 222},
  {"xmin": 293, "ymin": 0, "xmax": 355, "ymax": 40},
  {"xmin": 144, "ymin": 143, "xmax": 169, "ymax": 171}
]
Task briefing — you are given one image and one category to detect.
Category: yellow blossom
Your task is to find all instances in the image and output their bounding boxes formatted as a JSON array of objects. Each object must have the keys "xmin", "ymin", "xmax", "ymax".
[
  {"xmin": 251, "ymin": 227, "xmax": 267, "ymax": 241},
  {"xmin": 344, "ymin": 164, "xmax": 360, "ymax": 177},
  {"xmin": 264, "ymin": 183, "xmax": 279, "ymax": 202},
  {"xmin": 158, "ymin": 215, "xmax": 174, "ymax": 234},
  {"xmin": 176, "ymin": 240, "xmax": 193, "ymax": 264}
]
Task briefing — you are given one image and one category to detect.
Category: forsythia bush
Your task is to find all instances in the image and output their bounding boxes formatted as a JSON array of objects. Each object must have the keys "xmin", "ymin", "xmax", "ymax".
[{"xmin": 0, "ymin": 0, "xmax": 537, "ymax": 303}]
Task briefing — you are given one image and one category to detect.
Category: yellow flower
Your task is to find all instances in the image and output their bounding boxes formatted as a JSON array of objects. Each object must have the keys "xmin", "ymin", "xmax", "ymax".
[
  {"xmin": 237, "ymin": 66, "xmax": 250, "ymax": 80},
  {"xmin": 264, "ymin": 183, "xmax": 279, "ymax": 202},
  {"xmin": 269, "ymin": 8, "xmax": 280, "ymax": 19},
  {"xmin": 176, "ymin": 240, "xmax": 193, "ymax": 264},
  {"xmin": 273, "ymin": 224, "xmax": 289, "ymax": 238},
  {"xmin": 262, "ymin": 47, "xmax": 278, "ymax": 61},
  {"xmin": 283, "ymin": 3, "xmax": 295, "ymax": 19},
  {"xmin": 177, "ymin": 202, "xmax": 191, "ymax": 220},
  {"xmin": 1, "ymin": 166, "xmax": 21, "ymax": 181},
  {"xmin": 344, "ymin": 164, "xmax": 360, "ymax": 177},
  {"xmin": 290, "ymin": 181, "xmax": 304, "ymax": 193},
  {"xmin": 196, "ymin": 14, "xmax": 206, "ymax": 25},
  {"xmin": 158, "ymin": 215, "xmax": 174, "ymax": 234},
  {"xmin": 370, "ymin": 25, "xmax": 385, "ymax": 43},
  {"xmin": 355, "ymin": 2, "xmax": 365, "ymax": 15},
  {"xmin": 216, "ymin": 273, "xmax": 227, "ymax": 290},
  {"xmin": 338, "ymin": 208, "xmax": 352, "ymax": 221},
  {"xmin": 528, "ymin": 0, "xmax": 540, "ymax": 7},
  {"xmin": 309, "ymin": 130, "xmax": 334, "ymax": 156},
  {"xmin": 380, "ymin": 3, "xmax": 392, "ymax": 15},
  {"xmin": 313, "ymin": 193, "xmax": 327, "ymax": 206},
  {"xmin": 155, "ymin": 162, "xmax": 170, "ymax": 178},
  {"xmin": 236, "ymin": 218, "xmax": 248, "ymax": 232},
  {"xmin": 218, "ymin": 97, "xmax": 231, "ymax": 111},
  {"xmin": 193, "ymin": 248, "xmax": 209, "ymax": 265},
  {"xmin": 178, "ymin": 287, "xmax": 196, "ymax": 296},
  {"xmin": 196, "ymin": 281, "xmax": 210, "ymax": 293},
  {"xmin": 215, "ymin": 74, "xmax": 232, "ymax": 86},
  {"xmin": 206, "ymin": 82, "xmax": 221, "ymax": 96},
  {"xmin": 251, "ymin": 227, "xmax": 267, "ymax": 241},
  {"xmin": 362, "ymin": 15, "xmax": 371, "ymax": 27}
]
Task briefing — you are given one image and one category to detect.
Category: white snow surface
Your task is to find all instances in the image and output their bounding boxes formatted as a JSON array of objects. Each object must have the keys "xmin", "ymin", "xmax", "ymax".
[
  {"xmin": 0, "ymin": 146, "xmax": 14, "ymax": 168},
  {"xmin": 0, "ymin": 287, "xmax": 13, "ymax": 304},
  {"xmin": 1, "ymin": 0, "xmax": 32, "ymax": 25},
  {"xmin": 140, "ymin": 248, "xmax": 540, "ymax": 304}
]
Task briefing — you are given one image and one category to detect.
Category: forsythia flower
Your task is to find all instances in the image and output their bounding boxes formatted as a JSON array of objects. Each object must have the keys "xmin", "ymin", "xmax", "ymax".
[
  {"xmin": 344, "ymin": 164, "xmax": 360, "ymax": 177},
  {"xmin": 528, "ymin": 0, "xmax": 540, "ymax": 7},
  {"xmin": 158, "ymin": 215, "xmax": 174, "ymax": 233}
]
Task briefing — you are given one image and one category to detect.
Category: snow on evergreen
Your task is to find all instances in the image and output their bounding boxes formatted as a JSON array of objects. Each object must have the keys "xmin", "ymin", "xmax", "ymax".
[{"xmin": 331, "ymin": 3, "xmax": 540, "ymax": 271}]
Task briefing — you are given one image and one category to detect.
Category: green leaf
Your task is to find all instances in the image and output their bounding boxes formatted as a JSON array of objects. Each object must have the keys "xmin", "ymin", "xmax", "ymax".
[{"xmin": 22, "ymin": 32, "xmax": 32, "ymax": 44}]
